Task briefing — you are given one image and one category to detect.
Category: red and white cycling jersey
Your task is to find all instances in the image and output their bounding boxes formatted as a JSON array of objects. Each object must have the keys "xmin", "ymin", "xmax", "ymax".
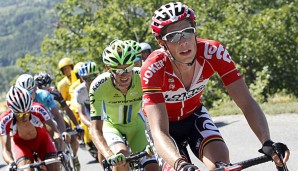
[
  {"xmin": 140, "ymin": 38, "xmax": 242, "ymax": 121},
  {"xmin": 0, "ymin": 102, "xmax": 51, "ymax": 137}
]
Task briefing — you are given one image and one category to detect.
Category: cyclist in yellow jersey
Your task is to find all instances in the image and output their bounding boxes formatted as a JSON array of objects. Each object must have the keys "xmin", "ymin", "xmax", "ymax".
[{"xmin": 57, "ymin": 57, "xmax": 74, "ymax": 102}]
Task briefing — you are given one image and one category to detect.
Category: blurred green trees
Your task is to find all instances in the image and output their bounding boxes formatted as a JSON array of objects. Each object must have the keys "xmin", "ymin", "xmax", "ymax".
[{"xmin": 1, "ymin": 0, "xmax": 297, "ymax": 107}]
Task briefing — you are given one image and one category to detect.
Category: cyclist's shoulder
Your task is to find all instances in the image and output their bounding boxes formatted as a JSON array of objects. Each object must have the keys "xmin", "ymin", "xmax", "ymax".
[
  {"xmin": 30, "ymin": 102, "xmax": 51, "ymax": 120},
  {"xmin": 35, "ymin": 89, "xmax": 51, "ymax": 97},
  {"xmin": 35, "ymin": 89, "xmax": 55, "ymax": 104},
  {"xmin": 197, "ymin": 38, "xmax": 221, "ymax": 46},
  {"xmin": 90, "ymin": 72, "xmax": 110, "ymax": 92},
  {"xmin": 57, "ymin": 76, "xmax": 71, "ymax": 88},
  {"xmin": 0, "ymin": 110, "xmax": 13, "ymax": 123},
  {"xmin": 145, "ymin": 49, "xmax": 167, "ymax": 62},
  {"xmin": 70, "ymin": 79, "xmax": 81, "ymax": 92},
  {"xmin": 74, "ymin": 82, "xmax": 87, "ymax": 92},
  {"xmin": 0, "ymin": 110, "xmax": 13, "ymax": 135}
]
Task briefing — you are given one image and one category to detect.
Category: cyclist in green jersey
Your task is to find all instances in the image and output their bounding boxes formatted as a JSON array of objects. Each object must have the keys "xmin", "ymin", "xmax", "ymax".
[{"xmin": 89, "ymin": 40, "xmax": 158, "ymax": 171}]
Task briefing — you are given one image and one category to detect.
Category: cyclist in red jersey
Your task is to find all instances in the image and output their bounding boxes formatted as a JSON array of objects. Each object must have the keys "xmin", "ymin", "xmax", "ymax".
[
  {"xmin": 140, "ymin": 2, "xmax": 290, "ymax": 171},
  {"xmin": 0, "ymin": 86, "xmax": 62, "ymax": 171}
]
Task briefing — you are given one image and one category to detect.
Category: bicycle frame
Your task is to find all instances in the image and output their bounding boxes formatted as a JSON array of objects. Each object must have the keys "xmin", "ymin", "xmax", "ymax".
[{"xmin": 63, "ymin": 130, "xmax": 79, "ymax": 171}]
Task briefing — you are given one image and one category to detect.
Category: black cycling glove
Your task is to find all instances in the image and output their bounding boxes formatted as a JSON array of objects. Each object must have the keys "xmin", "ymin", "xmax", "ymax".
[
  {"xmin": 8, "ymin": 161, "xmax": 17, "ymax": 171},
  {"xmin": 175, "ymin": 158, "xmax": 199, "ymax": 171},
  {"xmin": 259, "ymin": 140, "xmax": 289, "ymax": 158}
]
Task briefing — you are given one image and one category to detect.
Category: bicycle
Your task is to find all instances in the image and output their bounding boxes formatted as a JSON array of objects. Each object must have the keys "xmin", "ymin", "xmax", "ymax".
[
  {"xmin": 102, "ymin": 150, "xmax": 148, "ymax": 171},
  {"xmin": 62, "ymin": 129, "xmax": 81, "ymax": 171},
  {"xmin": 1, "ymin": 151, "xmax": 70, "ymax": 171}
]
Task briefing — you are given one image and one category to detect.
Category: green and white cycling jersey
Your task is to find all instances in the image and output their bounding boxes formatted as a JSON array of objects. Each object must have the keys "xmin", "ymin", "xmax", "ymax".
[{"xmin": 89, "ymin": 68, "xmax": 143, "ymax": 125}]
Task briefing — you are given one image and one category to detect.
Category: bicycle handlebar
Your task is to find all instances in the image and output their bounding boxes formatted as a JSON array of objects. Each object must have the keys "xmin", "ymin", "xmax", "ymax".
[
  {"xmin": 125, "ymin": 151, "xmax": 148, "ymax": 162},
  {"xmin": 17, "ymin": 158, "xmax": 61, "ymax": 170},
  {"xmin": 102, "ymin": 150, "xmax": 149, "ymax": 170},
  {"xmin": 211, "ymin": 154, "xmax": 288, "ymax": 171}
]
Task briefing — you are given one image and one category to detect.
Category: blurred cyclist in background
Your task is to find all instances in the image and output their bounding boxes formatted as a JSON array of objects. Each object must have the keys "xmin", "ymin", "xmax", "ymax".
[
  {"xmin": 34, "ymin": 72, "xmax": 84, "ymax": 170},
  {"xmin": 139, "ymin": 42, "xmax": 152, "ymax": 62},
  {"xmin": 57, "ymin": 57, "xmax": 74, "ymax": 102},
  {"xmin": 74, "ymin": 61, "xmax": 103, "ymax": 164},
  {"xmin": 0, "ymin": 86, "xmax": 62, "ymax": 171},
  {"xmin": 16, "ymin": 74, "xmax": 66, "ymax": 134}
]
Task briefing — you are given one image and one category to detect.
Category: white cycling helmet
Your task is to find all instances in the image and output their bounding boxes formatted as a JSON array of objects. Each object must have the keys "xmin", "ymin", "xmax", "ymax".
[
  {"xmin": 78, "ymin": 61, "xmax": 99, "ymax": 77},
  {"xmin": 16, "ymin": 74, "xmax": 36, "ymax": 91},
  {"xmin": 139, "ymin": 42, "xmax": 152, "ymax": 51},
  {"xmin": 6, "ymin": 86, "xmax": 33, "ymax": 113}
]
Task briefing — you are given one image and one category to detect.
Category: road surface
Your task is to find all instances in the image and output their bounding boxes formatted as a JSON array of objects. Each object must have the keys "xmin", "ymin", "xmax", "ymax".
[{"xmin": 0, "ymin": 114, "xmax": 297, "ymax": 170}]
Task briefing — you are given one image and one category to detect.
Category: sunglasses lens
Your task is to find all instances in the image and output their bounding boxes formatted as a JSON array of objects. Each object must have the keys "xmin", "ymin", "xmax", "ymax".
[
  {"xmin": 164, "ymin": 28, "xmax": 195, "ymax": 43},
  {"xmin": 111, "ymin": 65, "xmax": 133, "ymax": 75},
  {"xmin": 168, "ymin": 34, "xmax": 181, "ymax": 43},
  {"xmin": 17, "ymin": 113, "xmax": 29, "ymax": 117}
]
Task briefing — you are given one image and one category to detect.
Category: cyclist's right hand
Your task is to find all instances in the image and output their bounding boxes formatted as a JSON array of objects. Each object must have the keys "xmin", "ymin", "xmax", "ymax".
[
  {"xmin": 176, "ymin": 160, "xmax": 199, "ymax": 171},
  {"xmin": 107, "ymin": 153, "xmax": 126, "ymax": 165},
  {"xmin": 8, "ymin": 161, "xmax": 17, "ymax": 171}
]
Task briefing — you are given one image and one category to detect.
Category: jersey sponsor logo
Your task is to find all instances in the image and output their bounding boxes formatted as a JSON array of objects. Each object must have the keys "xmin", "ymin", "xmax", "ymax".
[
  {"xmin": 0, "ymin": 115, "xmax": 11, "ymax": 132},
  {"xmin": 36, "ymin": 106, "xmax": 48, "ymax": 118},
  {"xmin": 204, "ymin": 43, "xmax": 231, "ymax": 63},
  {"xmin": 89, "ymin": 93, "xmax": 95, "ymax": 104},
  {"xmin": 142, "ymin": 59, "xmax": 165, "ymax": 84},
  {"xmin": 143, "ymin": 97, "xmax": 150, "ymax": 104},
  {"xmin": 164, "ymin": 85, "xmax": 205, "ymax": 101},
  {"xmin": 168, "ymin": 78, "xmax": 174, "ymax": 82},
  {"xmin": 91, "ymin": 77, "xmax": 108, "ymax": 92},
  {"xmin": 108, "ymin": 97, "xmax": 142, "ymax": 104},
  {"xmin": 169, "ymin": 84, "xmax": 175, "ymax": 90},
  {"xmin": 130, "ymin": 92, "xmax": 138, "ymax": 96},
  {"xmin": 113, "ymin": 93, "xmax": 121, "ymax": 98}
]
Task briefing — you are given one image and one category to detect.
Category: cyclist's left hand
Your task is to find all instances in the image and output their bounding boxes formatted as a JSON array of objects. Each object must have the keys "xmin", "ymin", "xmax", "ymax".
[
  {"xmin": 107, "ymin": 153, "xmax": 126, "ymax": 166},
  {"xmin": 259, "ymin": 140, "xmax": 290, "ymax": 167},
  {"xmin": 57, "ymin": 151, "xmax": 69, "ymax": 163},
  {"xmin": 75, "ymin": 125, "xmax": 84, "ymax": 133},
  {"xmin": 75, "ymin": 125, "xmax": 84, "ymax": 137}
]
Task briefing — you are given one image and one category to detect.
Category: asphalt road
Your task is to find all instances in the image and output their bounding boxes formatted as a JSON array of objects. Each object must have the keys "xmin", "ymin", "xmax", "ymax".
[{"xmin": 0, "ymin": 114, "xmax": 297, "ymax": 171}]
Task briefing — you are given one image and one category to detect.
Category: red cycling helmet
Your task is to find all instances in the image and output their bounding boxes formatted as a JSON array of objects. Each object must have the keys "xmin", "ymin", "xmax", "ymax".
[{"xmin": 151, "ymin": 2, "xmax": 196, "ymax": 37}]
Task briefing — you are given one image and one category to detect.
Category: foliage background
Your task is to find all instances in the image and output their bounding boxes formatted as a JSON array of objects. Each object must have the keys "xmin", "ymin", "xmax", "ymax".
[{"xmin": 0, "ymin": 0, "xmax": 297, "ymax": 109}]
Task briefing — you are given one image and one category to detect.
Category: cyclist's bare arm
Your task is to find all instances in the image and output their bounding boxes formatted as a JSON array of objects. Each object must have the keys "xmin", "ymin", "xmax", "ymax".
[
  {"xmin": 0, "ymin": 134, "xmax": 14, "ymax": 164},
  {"xmin": 144, "ymin": 103, "xmax": 182, "ymax": 169},
  {"xmin": 50, "ymin": 107, "xmax": 66, "ymax": 133},
  {"xmin": 44, "ymin": 119, "xmax": 63, "ymax": 151},
  {"xmin": 62, "ymin": 104, "xmax": 79, "ymax": 126},
  {"xmin": 90, "ymin": 120, "xmax": 114, "ymax": 159},
  {"xmin": 77, "ymin": 104, "xmax": 91, "ymax": 127},
  {"xmin": 226, "ymin": 79, "xmax": 270, "ymax": 143},
  {"xmin": 225, "ymin": 78, "xmax": 290, "ymax": 164}
]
